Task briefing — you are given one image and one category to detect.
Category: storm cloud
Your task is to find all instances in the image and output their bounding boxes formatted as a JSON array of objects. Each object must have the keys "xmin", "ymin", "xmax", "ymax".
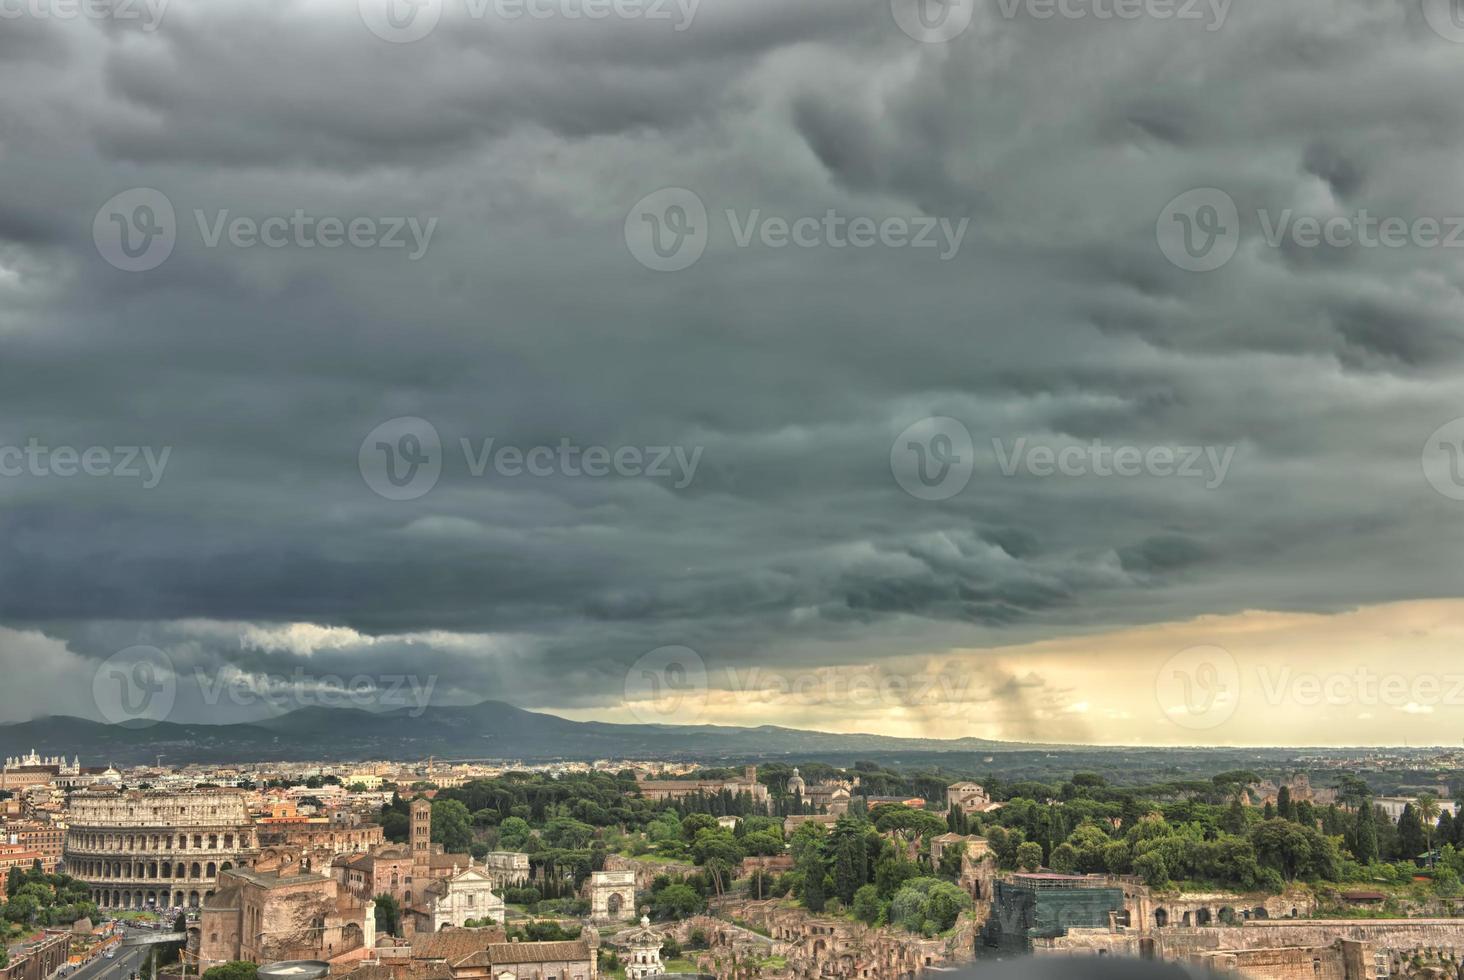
[{"xmin": 3, "ymin": 0, "xmax": 1464, "ymax": 740}]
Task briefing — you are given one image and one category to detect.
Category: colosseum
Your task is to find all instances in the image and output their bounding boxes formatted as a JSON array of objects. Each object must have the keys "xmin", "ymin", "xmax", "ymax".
[{"xmin": 63, "ymin": 788, "xmax": 259, "ymax": 911}]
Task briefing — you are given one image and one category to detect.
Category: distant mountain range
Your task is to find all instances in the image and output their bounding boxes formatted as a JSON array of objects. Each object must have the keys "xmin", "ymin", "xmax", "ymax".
[{"xmin": 0, "ymin": 700, "xmax": 1023, "ymax": 766}]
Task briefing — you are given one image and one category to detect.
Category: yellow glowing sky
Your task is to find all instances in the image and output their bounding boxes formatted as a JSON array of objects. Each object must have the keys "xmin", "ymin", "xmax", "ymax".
[{"xmin": 556, "ymin": 599, "xmax": 1464, "ymax": 747}]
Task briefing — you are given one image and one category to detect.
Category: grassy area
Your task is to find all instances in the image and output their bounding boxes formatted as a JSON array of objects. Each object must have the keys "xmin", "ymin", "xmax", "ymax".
[
  {"xmin": 729, "ymin": 918, "xmax": 772, "ymax": 937},
  {"xmin": 662, "ymin": 958, "xmax": 700, "ymax": 973}
]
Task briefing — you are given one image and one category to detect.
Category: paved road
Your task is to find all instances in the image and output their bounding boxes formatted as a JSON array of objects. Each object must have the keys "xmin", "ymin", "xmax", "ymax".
[{"xmin": 62, "ymin": 933, "xmax": 152, "ymax": 980}]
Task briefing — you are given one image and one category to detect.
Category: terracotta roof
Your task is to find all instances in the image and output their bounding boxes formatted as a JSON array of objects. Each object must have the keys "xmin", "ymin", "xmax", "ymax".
[
  {"xmin": 412, "ymin": 927, "xmax": 508, "ymax": 962},
  {"xmin": 345, "ymin": 963, "xmax": 452, "ymax": 980},
  {"xmin": 427, "ymin": 853, "xmax": 472, "ymax": 869},
  {"xmin": 483, "ymin": 941, "xmax": 592, "ymax": 965}
]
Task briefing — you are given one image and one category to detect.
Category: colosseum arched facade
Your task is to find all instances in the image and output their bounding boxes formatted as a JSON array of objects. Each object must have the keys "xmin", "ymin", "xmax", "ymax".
[{"xmin": 63, "ymin": 788, "xmax": 259, "ymax": 911}]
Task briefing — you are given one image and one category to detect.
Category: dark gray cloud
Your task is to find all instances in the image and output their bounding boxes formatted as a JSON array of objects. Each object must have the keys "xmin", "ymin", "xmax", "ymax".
[{"xmin": 2, "ymin": 0, "xmax": 1464, "ymax": 732}]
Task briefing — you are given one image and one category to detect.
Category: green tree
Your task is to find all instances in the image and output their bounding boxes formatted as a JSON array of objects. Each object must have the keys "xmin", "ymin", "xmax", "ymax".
[
  {"xmin": 542, "ymin": 817, "xmax": 596, "ymax": 850},
  {"xmin": 937, "ymin": 842, "xmax": 966, "ymax": 880},
  {"xmin": 374, "ymin": 894, "xmax": 402, "ymax": 936},
  {"xmin": 651, "ymin": 883, "xmax": 704, "ymax": 920},
  {"xmin": 432, "ymin": 799, "xmax": 475, "ymax": 853},
  {"xmin": 874, "ymin": 856, "xmax": 919, "ymax": 901},
  {"xmin": 1277, "ymin": 786, "xmax": 1296, "ymax": 822},
  {"xmin": 1133, "ymin": 851, "xmax": 1169, "ymax": 887},
  {"xmin": 1015, "ymin": 842, "xmax": 1043, "ymax": 872},
  {"xmin": 799, "ymin": 850, "xmax": 827, "ymax": 912},
  {"xmin": 681, "ymin": 813, "xmax": 719, "ymax": 841},
  {"xmin": 498, "ymin": 817, "xmax": 533, "ymax": 851},
  {"xmin": 1352, "ymin": 804, "xmax": 1379, "ymax": 863},
  {"xmin": 742, "ymin": 830, "xmax": 784, "ymax": 856},
  {"xmin": 1398, "ymin": 804, "xmax": 1429, "ymax": 862},
  {"xmin": 887, "ymin": 878, "xmax": 970, "ymax": 935},
  {"xmin": 202, "ymin": 964, "xmax": 257, "ymax": 980},
  {"xmin": 1049, "ymin": 843, "xmax": 1078, "ymax": 874},
  {"xmin": 852, "ymin": 884, "xmax": 882, "ymax": 924},
  {"xmin": 3, "ymin": 894, "xmax": 39, "ymax": 925},
  {"xmin": 1418, "ymin": 795, "xmax": 1442, "ymax": 862},
  {"xmin": 828, "ymin": 819, "xmax": 871, "ymax": 904}
]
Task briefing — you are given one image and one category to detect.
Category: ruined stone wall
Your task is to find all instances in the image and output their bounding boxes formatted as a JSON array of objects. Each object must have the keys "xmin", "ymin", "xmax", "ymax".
[
  {"xmin": 1039, "ymin": 918, "xmax": 1464, "ymax": 980},
  {"xmin": 1192, "ymin": 943, "xmax": 1349, "ymax": 980},
  {"xmin": 604, "ymin": 855, "xmax": 695, "ymax": 892},
  {"xmin": 720, "ymin": 898, "xmax": 974, "ymax": 979},
  {"xmin": 1193, "ymin": 919, "xmax": 1464, "ymax": 951}
]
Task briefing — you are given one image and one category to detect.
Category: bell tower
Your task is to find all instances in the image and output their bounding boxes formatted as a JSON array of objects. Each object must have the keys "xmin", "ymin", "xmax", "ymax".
[{"xmin": 410, "ymin": 799, "xmax": 432, "ymax": 856}]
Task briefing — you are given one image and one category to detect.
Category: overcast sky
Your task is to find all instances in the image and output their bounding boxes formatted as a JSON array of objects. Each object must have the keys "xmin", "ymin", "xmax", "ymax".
[{"xmin": 4, "ymin": 0, "xmax": 1464, "ymax": 747}]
